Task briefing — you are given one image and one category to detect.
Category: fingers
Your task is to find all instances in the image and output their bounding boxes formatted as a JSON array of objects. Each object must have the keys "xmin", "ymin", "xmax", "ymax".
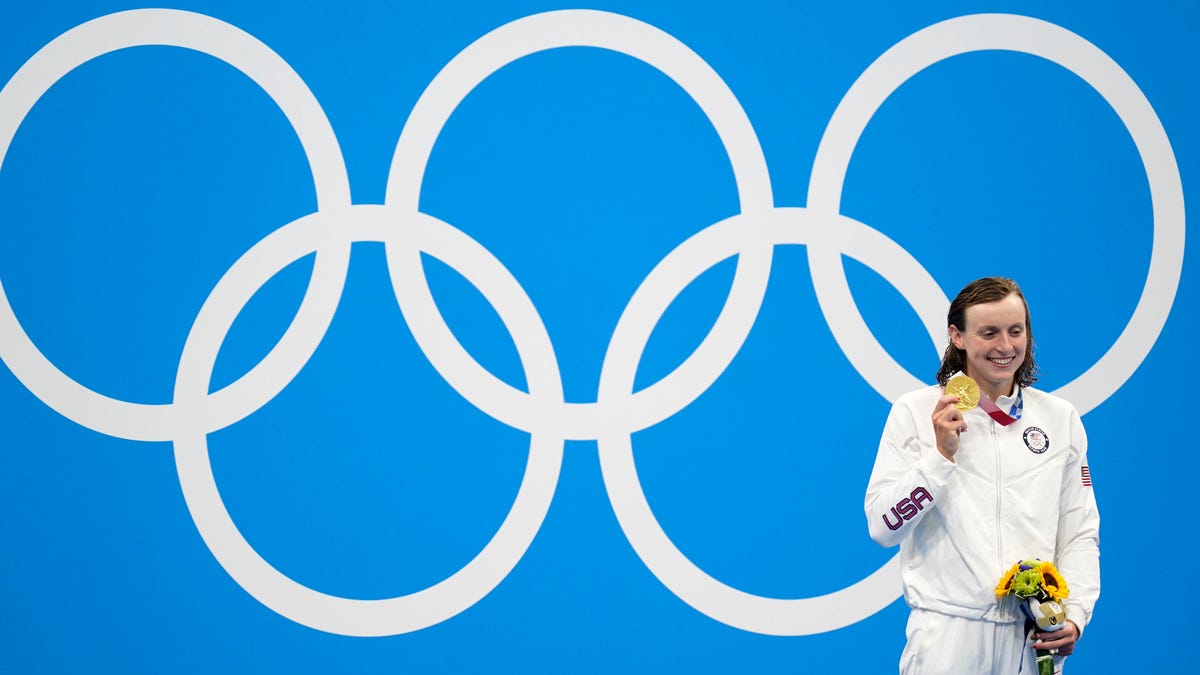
[
  {"xmin": 932, "ymin": 395, "xmax": 969, "ymax": 460},
  {"xmin": 950, "ymin": 410, "xmax": 967, "ymax": 434},
  {"xmin": 933, "ymin": 396, "xmax": 968, "ymax": 434},
  {"xmin": 933, "ymin": 394, "xmax": 960, "ymax": 413},
  {"xmin": 1033, "ymin": 628, "xmax": 1077, "ymax": 655},
  {"xmin": 1035, "ymin": 641, "xmax": 1075, "ymax": 656},
  {"xmin": 1033, "ymin": 633, "xmax": 1072, "ymax": 647},
  {"xmin": 1034, "ymin": 619, "xmax": 1079, "ymax": 643}
]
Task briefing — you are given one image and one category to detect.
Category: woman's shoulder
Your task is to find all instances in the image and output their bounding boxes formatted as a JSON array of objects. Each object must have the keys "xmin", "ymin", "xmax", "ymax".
[{"xmin": 1020, "ymin": 386, "xmax": 1079, "ymax": 417}]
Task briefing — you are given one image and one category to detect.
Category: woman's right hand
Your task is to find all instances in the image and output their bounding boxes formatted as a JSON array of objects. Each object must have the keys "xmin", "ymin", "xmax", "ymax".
[{"xmin": 932, "ymin": 394, "xmax": 967, "ymax": 462}]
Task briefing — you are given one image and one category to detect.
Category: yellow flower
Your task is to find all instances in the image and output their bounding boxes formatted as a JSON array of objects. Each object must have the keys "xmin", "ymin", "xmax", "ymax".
[
  {"xmin": 995, "ymin": 562, "xmax": 1021, "ymax": 598},
  {"xmin": 1038, "ymin": 561, "xmax": 1070, "ymax": 602}
]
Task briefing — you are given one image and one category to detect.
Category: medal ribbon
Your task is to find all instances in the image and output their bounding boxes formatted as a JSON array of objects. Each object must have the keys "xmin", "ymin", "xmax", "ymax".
[{"xmin": 978, "ymin": 389, "xmax": 1023, "ymax": 426}]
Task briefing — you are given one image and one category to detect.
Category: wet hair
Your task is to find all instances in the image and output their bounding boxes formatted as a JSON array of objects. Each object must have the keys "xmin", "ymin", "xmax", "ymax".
[{"xmin": 935, "ymin": 277, "xmax": 1039, "ymax": 388}]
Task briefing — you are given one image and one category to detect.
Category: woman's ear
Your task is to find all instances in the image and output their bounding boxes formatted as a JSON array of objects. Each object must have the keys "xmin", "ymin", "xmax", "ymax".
[{"xmin": 948, "ymin": 325, "xmax": 964, "ymax": 350}]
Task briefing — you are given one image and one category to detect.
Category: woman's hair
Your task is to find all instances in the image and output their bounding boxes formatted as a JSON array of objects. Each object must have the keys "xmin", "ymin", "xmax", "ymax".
[{"xmin": 935, "ymin": 277, "xmax": 1039, "ymax": 387}]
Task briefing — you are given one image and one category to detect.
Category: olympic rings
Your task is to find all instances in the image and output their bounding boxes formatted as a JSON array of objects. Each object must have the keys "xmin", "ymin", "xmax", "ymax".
[{"xmin": 0, "ymin": 9, "xmax": 1182, "ymax": 637}]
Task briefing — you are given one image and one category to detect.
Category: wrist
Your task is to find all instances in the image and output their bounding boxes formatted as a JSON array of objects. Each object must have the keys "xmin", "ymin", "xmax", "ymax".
[{"xmin": 1063, "ymin": 605, "xmax": 1087, "ymax": 639}]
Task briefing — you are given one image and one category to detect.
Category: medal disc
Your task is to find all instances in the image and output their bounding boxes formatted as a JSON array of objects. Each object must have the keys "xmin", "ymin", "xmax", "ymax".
[{"xmin": 946, "ymin": 374, "xmax": 980, "ymax": 412}]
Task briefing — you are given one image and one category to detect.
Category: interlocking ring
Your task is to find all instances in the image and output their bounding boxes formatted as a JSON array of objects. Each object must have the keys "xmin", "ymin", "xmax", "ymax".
[{"xmin": 0, "ymin": 9, "xmax": 1182, "ymax": 637}]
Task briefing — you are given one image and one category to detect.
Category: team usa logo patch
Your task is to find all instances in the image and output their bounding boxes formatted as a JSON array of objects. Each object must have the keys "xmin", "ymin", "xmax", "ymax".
[
  {"xmin": 881, "ymin": 487, "xmax": 933, "ymax": 531},
  {"xmin": 1022, "ymin": 426, "xmax": 1050, "ymax": 454},
  {"xmin": 1081, "ymin": 465, "xmax": 1093, "ymax": 487}
]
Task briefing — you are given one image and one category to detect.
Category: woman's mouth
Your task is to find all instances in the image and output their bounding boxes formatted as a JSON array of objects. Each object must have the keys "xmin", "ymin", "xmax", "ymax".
[{"xmin": 988, "ymin": 355, "xmax": 1016, "ymax": 367}]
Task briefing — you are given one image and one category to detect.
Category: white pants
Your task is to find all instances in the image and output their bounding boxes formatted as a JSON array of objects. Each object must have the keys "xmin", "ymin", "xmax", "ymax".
[{"xmin": 900, "ymin": 608, "xmax": 1063, "ymax": 674}]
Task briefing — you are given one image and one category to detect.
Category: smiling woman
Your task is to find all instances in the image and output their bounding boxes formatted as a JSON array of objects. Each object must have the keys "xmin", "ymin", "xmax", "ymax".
[
  {"xmin": 936, "ymin": 277, "xmax": 1037, "ymax": 401},
  {"xmin": 866, "ymin": 277, "xmax": 1100, "ymax": 674}
]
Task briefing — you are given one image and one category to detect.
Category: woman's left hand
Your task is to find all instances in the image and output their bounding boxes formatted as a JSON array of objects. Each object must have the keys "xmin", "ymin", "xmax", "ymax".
[{"xmin": 1033, "ymin": 619, "xmax": 1080, "ymax": 656}]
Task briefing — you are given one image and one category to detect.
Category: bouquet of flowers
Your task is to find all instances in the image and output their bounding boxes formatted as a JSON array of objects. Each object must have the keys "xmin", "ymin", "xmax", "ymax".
[{"xmin": 995, "ymin": 559, "xmax": 1070, "ymax": 675}]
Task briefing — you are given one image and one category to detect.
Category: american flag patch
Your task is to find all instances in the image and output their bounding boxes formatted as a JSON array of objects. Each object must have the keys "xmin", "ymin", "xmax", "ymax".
[{"xmin": 1081, "ymin": 465, "xmax": 1093, "ymax": 487}]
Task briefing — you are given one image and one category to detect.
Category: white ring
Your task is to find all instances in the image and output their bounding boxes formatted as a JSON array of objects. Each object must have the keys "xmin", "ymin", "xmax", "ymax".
[
  {"xmin": 807, "ymin": 13, "xmax": 1184, "ymax": 413},
  {"xmin": 384, "ymin": 9, "xmax": 774, "ymax": 437},
  {"xmin": 0, "ymin": 9, "xmax": 351, "ymax": 440},
  {"xmin": 598, "ymin": 208, "xmax": 936, "ymax": 635},
  {"xmin": 174, "ymin": 205, "xmax": 563, "ymax": 636}
]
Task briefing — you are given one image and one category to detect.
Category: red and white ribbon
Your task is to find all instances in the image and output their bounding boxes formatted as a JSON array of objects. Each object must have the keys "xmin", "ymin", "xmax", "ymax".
[{"xmin": 978, "ymin": 392, "xmax": 1020, "ymax": 426}]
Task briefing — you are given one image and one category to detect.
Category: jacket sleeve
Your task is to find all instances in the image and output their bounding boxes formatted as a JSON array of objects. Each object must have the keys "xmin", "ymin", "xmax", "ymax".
[
  {"xmin": 1055, "ymin": 407, "xmax": 1100, "ymax": 636},
  {"xmin": 865, "ymin": 398, "xmax": 957, "ymax": 548}
]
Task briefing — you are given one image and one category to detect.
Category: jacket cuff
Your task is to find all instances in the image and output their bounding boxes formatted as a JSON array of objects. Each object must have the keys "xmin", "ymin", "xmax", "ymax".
[
  {"xmin": 1064, "ymin": 604, "xmax": 1087, "ymax": 639},
  {"xmin": 917, "ymin": 445, "xmax": 956, "ymax": 493}
]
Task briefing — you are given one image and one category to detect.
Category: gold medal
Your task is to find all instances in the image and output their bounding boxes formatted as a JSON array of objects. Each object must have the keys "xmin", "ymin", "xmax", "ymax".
[{"xmin": 946, "ymin": 374, "xmax": 980, "ymax": 412}]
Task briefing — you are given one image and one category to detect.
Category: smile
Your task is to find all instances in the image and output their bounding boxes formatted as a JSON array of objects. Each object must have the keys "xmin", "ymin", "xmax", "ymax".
[{"xmin": 988, "ymin": 356, "xmax": 1016, "ymax": 366}]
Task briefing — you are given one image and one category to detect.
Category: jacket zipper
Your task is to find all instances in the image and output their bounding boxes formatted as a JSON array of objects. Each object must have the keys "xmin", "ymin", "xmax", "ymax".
[{"xmin": 992, "ymin": 421, "xmax": 1003, "ymax": 569}]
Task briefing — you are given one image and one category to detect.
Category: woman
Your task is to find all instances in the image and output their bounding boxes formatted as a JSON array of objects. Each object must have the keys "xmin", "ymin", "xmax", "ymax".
[{"xmin": 865, "ymin": 277, "xmax": 1099, "ymax": 673}]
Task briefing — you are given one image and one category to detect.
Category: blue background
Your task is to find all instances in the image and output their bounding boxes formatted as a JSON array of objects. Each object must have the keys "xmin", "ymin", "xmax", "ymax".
[{"xmin": 0, "ymin": 1, "xmax": 1195, "ymax": 672}]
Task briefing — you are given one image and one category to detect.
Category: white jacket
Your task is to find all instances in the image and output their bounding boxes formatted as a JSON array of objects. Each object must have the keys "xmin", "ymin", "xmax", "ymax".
[{"xmin": 865, "ymin": 382, "xmax": 1100, "ymax": 632}]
